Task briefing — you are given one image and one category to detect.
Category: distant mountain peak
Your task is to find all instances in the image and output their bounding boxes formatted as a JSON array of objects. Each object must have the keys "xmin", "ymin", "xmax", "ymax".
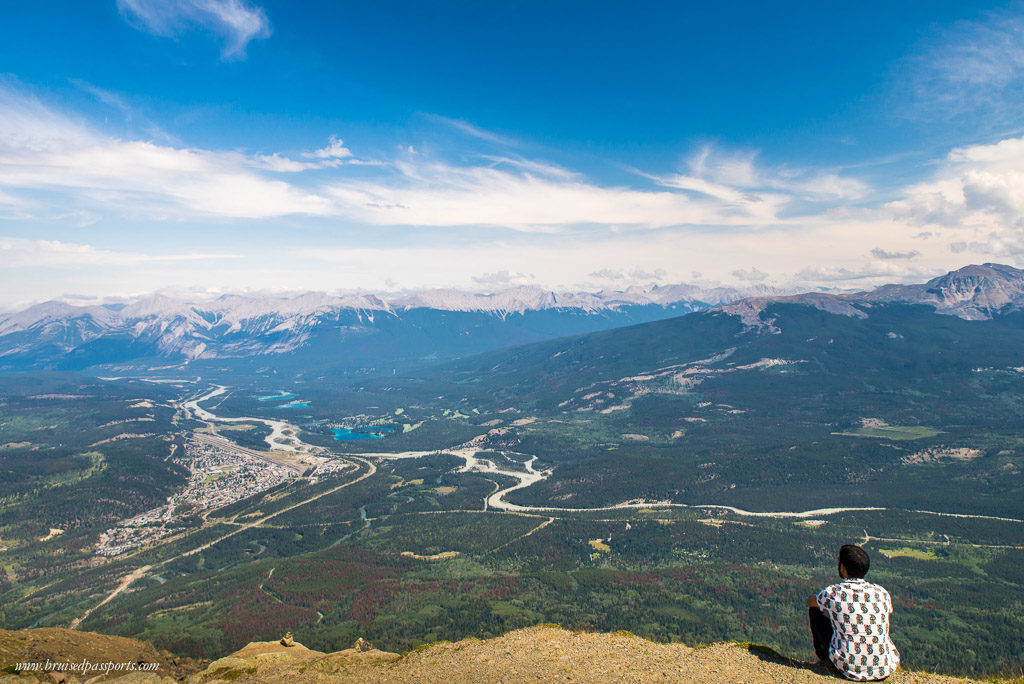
[
  {"xmin": 715, "ymin": 263, "xmax": 1024, "ymax": 329},
  {"xmin": 869, "ymin": 262, "xmax": 1024, "ymax": 320}
]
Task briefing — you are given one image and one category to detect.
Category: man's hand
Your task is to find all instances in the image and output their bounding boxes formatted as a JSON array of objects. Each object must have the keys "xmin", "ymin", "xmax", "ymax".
[{"xmin": 806, "ymin": 594, "xmax": 819, "ymax": 608}]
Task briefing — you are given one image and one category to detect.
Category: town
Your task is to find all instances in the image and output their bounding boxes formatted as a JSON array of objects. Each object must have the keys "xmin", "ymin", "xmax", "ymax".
[{"xmin": 97, "ymin": 437, "xmax": 296, "ymax": 556}]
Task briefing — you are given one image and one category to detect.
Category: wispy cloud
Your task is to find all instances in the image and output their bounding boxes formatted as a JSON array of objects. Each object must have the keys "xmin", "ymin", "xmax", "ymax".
[
  {"xmin": 731, "ymin": 267, "xmax": 768, "ymax": 282},
  {"xmin": 662, "ymin": 147, "xmax": 869, "ymax": 201},
  {"xmin": 427, "ymin": 115, "xmax": 521, "ymax": 147},
  {"xmin": 471, "ymin": 270, "xmax": 535, "ymax": 287},
  {"xmin": 323, "ymin": 159, "xmax": 781, "ymax": 229},
  {"xmin": 871, "ymin": 248, "xmax": 919, "ymax": 260},
  {"xmin": 794, "ymin": 263, "xmax": 926, "ymax": 284},
  {"xmin": 589, "ymin": 268, "xmax": 667, "ymax": 283},
  {"xmin": 70, "ymin": 79, "xmax": 178, "ymax": 144},
  {"xmin": 0, "ymin": 83, "xmax": 849, "ymax": 230},
  {"xmin": 0, "ymin": 83, "xmax": 330, "ymax": 218},
  {"xmin": 4, "ymin": 81, "xmax": 1021, "ymax": 298},
  {"xmin": 117, "ymin": 0, "xmax": 271, "ymax": 59},
  {"xmin": 899, "ymin": 5, "xmax": 1024, "ymax": 128},
  {"xmin": 0, "ymin": 237, "xmax": 240, "ymax": 267}
]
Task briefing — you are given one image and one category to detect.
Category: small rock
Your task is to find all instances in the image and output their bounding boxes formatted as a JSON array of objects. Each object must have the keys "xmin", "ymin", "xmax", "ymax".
[
  {"xmin": 280, "ymin": 631, "xmax": 295, "ymax": 647},
  {"xmin": 353, "ymin": 637, "xmax": 373, "ymax": 652}
]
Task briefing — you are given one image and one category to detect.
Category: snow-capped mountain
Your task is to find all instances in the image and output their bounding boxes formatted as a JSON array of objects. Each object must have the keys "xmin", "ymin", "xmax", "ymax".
[{"xmin": 0, "ymin": 283, "xmax": 782, "ymax": 372}]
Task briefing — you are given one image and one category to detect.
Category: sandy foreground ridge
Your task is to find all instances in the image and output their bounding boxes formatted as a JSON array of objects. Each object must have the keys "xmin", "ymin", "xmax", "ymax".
[{"xmin": 1, "ymin": 625, "xmax": 1002, "ymax": 683}]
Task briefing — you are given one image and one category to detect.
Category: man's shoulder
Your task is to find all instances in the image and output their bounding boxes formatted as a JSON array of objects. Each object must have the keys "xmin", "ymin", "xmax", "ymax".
[
  {"xmin": 859, "ymin": 579, "xmax": 891, "ymax": 595},
  {"xmin": 845, "ymin": 579, "xmax": 893, "ymax": 608},
  {"xmin": 819, "ymin": 579, "xmax": 890, "ymax": 598},
  {"xmin": 820, "ymin": 579, "xmax": 863, "ymax": 592}
]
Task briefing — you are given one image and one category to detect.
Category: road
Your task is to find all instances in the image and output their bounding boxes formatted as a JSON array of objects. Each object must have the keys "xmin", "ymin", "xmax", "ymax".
[
  {"xmin": 71, "ymin": 384, "xmax": 374, "ymax": 630},
  {"xmin": 69, "ymin": 565, "xmax": 151, "ymax": 630},
  {"xmin": 71, "ymin": 385, "xmax": 1024, "ymax": 629},
  {"xmin": 71, "ymin": 455, "xmax": 375, "ymax": 630}
]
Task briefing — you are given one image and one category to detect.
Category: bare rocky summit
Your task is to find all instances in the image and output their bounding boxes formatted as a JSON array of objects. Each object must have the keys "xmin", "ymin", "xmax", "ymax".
[
  {"xmin": 0, "ymin": 626, "xmax": 1003, "ymax": 683},
  {"xmin": 715, "ymin": 263, "xmax": 1024, "ymax": 331},
  {"xmin": 187, "ymin": 626, "xmax": 988, "ymax": 684}
]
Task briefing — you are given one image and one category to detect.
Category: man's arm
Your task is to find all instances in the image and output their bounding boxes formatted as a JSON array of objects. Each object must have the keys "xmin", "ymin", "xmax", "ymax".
[{"xmin": 806, "ymin": 594, "xmax": 818, "ymax": 608}]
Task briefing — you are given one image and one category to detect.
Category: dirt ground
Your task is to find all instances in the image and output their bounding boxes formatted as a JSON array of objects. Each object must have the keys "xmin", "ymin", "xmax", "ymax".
[{"xmin": 185, "ymin": 626, "xmax": 995, "ymax": 684}]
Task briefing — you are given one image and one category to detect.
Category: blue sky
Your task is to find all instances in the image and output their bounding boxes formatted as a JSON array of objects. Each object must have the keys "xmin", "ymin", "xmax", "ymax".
[{"xmin": 3, "ymin": 1, "xmax": 1024, "ymax": 306}]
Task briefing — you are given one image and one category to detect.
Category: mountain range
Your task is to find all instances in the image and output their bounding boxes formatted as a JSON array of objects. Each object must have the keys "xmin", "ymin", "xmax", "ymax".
[
  {"xmin": 0, "ymin": 283, "xmax": 781, "ymax": 372},
  {"xmin": 2, "ymin": 263, "xmax": 1024, "ymax": 374}
]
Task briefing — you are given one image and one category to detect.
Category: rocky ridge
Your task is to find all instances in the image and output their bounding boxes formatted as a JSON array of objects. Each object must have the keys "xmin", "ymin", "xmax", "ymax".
[
  {"xmin": 0, "ymin": 626, "xmax": 1001, "ymax": 683},
  {"xmin": 5, "ymin": 264, "xmax": 1024, "ymax": 368},
  {"xmin": 720, "ymin": 262, "xmax": 1024, "ymax": 329},
  {"xmin": 0, "ymin": 627, "xmax": 204, "ymax": 682},
  {"xmin": 0, "ymin": 283, "xmax": 778, "ymax": 370}
]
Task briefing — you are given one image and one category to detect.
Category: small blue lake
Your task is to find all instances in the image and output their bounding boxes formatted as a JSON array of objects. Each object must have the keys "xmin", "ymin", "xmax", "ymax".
[{"xmin": 332, "ymin": 426, "xmax": 393, "ymax": 441}]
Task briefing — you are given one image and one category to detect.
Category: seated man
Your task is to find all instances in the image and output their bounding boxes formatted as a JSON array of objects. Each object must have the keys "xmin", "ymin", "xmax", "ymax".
[{"xmin": 806, "ymin": 544, "xmax": 900, "ymax": 681}]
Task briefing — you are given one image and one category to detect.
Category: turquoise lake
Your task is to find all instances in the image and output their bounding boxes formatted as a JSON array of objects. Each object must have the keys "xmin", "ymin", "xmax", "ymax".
[{"xmin": 332, "ymin": 426, "xmax": 393, "ymax": 441}]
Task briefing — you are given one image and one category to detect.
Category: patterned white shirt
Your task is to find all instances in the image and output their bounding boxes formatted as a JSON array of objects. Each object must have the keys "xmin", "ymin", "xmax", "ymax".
[{"xmin": 817, "ymin": 578, "xmax": 900, "ymax": 681}]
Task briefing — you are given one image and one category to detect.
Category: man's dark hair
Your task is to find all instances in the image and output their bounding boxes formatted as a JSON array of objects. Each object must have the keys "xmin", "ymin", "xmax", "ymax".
[{"xmin": 839, "ymin": 544, "xmax": 870, "ymax": 578}]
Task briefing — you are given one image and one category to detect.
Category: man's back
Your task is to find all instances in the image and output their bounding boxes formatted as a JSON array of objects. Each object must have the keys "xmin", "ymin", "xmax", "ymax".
[{"xmin": 816, "ymin": 577, "xmax": 900, "ymax": 681}]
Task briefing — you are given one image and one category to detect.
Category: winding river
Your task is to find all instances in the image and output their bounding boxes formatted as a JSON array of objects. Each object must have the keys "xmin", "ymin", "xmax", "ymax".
[
  {"xmin": 185, "ymin": 388, "xmax": 1024, "ymax": 525},
  {"xmin": 182, "ymin": 386, "xmax": 314, "ymax": 453}
]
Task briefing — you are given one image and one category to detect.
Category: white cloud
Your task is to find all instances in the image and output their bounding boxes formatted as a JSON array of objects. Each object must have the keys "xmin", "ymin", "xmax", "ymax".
[
  {"xmin": 588, "ymin": 268, "xmax": 667, "ymax": 283},
  {"xmin": 0, "ymin": 237, "xmax": 239, "ymax": 267},
  {"xmin": 117, "ymin": 0, "xmax": 271, "ymax": 59},
  {"xmin": 674, "ymin": 147, "xmax": 868, "ymax": 199},
  {"xmin": 471, "ymin": 270, "xmax": 535, "ymax": 287},
  {"xmin": 0, "ymin": 85, "xmax": 330, "ymax": 219},
  {"xmin": 888, "ymin": 135, "xmax": 1024, "ymax": 234},
  {"xmin": 731, "ymin": 267, "xmax": 769, "ymax": 282},
  {"xmin": 323, "ymin": 160, "xmax": 772, "ymax": 229},
  {"xmin": 305, "ymin": 136, "xmax": 353, "ymax": 160},
  {"xmin": 253, "ymin": 153, "xmax": 325, "ymax": 173},
  {"xmin": 0, "ymin": 84, "xmax": 815, "ymax": 229},
  {"xmin": 588, "ymin": 269, "xmax": 623, "ymax": 280},
  {"xmin": 255, "ymin": 137, "xmax": 373, "ymax": 172},
  {"xmin": 794, "ymin": 260, "xmax": 934, "ymax": 285},
  {"xmin": 6, "ymin": 83, "xmax": 1024, "ymax": 300},
  {"xmin": 482, "ymin": 155, "xmax": 578, "ymax": 180},
  {"xmin": 0, "ymin": 138, "xmax": 332, "ymax": 219},
  {"xmin": 950, "ymin": 231, "xmax": 1024, "ymax": 257},
  {"xmin": 871, "ymin": 248, "xmax": 920, "ymax": 260}
]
